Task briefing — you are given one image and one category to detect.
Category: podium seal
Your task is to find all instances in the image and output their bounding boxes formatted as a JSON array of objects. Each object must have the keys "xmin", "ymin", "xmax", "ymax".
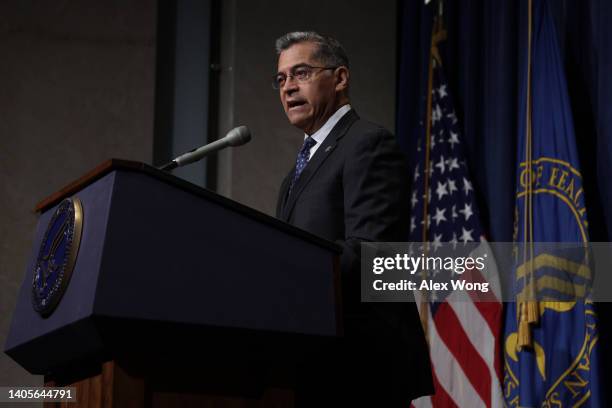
[{"xmin": 31, "ymin": 198, "xmax": 83, "ymax": 317}]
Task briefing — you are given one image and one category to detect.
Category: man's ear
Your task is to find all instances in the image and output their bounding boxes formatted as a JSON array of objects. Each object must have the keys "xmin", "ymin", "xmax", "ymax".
[{"xmin": 335, "ymin": 66, "xmax": 349, "ymax": 92}]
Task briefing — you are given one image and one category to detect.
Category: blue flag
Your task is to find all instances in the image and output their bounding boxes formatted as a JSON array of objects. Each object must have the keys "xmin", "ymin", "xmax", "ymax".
[{"xmin": 503, "ymin": 1, "xmax": 601, "ymax": 407}]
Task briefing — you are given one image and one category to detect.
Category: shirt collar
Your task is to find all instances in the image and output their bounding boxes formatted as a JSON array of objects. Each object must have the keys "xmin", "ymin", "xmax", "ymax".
[{"xmin": 306, "ymin": 104, "xmax": 352, "ymax": 144}]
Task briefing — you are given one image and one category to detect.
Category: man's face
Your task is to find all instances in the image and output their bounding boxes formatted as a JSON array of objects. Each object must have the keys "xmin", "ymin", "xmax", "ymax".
[{"xmin": 277, "ymin": 42, "xmax": 340, "ymax": 135}]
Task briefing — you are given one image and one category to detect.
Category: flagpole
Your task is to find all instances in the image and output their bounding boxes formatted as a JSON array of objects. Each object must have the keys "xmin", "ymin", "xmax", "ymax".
[
  {"xmin": 419, "ymin": 0, "xmax": 450, "ymax": 340},
  {"xmin": 419, "ymin": 16, "xmax": 435, "ymax": 338},
  {"xmin": 518, "ymin": 0, "xmax": 538, "ymax": 350}
]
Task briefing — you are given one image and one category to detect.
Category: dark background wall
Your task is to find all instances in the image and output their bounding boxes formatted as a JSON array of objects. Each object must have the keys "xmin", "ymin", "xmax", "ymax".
[
  {"xmin": 0, "ymin": 0, "xmax": 397, "ymax": 388},
  {"xmin": 0, "ymin": 0, "xmax": 157, "ymax": 389}
]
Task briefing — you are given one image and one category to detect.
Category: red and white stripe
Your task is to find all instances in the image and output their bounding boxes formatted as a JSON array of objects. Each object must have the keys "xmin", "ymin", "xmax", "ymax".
[{"xmin": 412, "ymin": 240, "xmax": 503, "ymax": 408}]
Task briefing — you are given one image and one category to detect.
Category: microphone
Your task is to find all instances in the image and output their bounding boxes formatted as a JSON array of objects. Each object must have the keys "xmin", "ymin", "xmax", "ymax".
[{"xmin": 159, "ymin": 126, "xmax": 251, "ymax": 171}]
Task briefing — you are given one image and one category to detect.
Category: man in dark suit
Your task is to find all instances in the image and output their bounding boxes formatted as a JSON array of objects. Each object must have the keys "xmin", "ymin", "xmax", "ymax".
[{"xmin": 274, "ymin": 32, "xmax": 433, "ymax": 406}]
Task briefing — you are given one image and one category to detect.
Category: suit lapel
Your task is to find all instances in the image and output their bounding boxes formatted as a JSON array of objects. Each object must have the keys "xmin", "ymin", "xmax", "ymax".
[
  {"xmin": 276, "ymin": 171, "xmax": 293, "ymax": 218},
  {"xmin": 280, "ymin": 109, "xmax": 359, "ymax": 222}
]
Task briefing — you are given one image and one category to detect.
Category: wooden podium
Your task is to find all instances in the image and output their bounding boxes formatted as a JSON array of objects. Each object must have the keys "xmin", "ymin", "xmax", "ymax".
[{"xmin": 4, "ymin": 160, "xmax": 342, "ymax": 407}]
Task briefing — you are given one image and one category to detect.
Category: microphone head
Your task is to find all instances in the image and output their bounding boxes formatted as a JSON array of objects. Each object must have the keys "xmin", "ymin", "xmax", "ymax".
[{"xmin": 225, "ymin": 125, "xmax": 252, "ymax": 146}]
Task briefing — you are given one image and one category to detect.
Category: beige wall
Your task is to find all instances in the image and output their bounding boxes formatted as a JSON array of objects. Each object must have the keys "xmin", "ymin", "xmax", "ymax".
[{"xmin": 0, "ymin": 0, "xmax": 156, "ymax": 387}]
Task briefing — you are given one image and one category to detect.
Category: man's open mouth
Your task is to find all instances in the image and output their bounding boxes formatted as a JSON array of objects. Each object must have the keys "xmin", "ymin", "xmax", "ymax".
[{"xmin": 287, "ymin": 100, "xmax": 306, "ymax": 110}]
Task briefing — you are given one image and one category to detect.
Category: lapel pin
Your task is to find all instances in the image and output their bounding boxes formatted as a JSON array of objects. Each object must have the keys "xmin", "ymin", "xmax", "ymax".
[{"xmin": 325, "ymin": 145, "xmax": 333, "ymax": 153}]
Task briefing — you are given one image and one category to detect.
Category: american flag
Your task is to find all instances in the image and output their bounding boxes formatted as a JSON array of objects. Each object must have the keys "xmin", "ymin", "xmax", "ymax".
[{"xmin": 409, "ymin": 52, "xmax": 503, "ymax": 408}]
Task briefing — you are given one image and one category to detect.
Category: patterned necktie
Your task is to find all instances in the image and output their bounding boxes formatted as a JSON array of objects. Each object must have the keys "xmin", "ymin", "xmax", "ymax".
[{"xmin": 288, "ymin": 136, "xmax": 317, "ymax": 197}]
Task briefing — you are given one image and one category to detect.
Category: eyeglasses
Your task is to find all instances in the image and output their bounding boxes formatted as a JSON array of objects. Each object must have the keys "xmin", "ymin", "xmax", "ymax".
[{"xmin": 272, "ymin": 64, "xmax": 337, "ymax": 90}]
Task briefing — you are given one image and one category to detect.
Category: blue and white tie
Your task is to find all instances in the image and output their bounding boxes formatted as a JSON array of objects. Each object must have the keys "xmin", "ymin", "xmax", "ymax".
[{"xmin": 288, "ymin": 136, "xmax": 317, "ymax": 196}]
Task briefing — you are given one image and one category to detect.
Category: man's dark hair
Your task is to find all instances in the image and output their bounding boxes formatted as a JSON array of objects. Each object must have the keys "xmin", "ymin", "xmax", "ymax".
[{"xmin": 275, "ymin": 31, "xmax": 349, "ymax": 68}]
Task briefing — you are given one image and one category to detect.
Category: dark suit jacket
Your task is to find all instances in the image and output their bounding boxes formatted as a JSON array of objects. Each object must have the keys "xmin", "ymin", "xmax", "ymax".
[{"xmin": 276, "ymin": 109, "xmax": 434, "ymax": 405}]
